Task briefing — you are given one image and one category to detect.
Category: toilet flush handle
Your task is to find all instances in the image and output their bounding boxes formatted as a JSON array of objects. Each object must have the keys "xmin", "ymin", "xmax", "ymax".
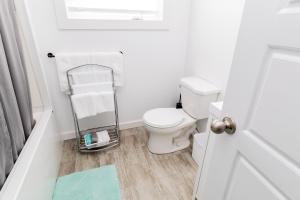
[{"xmin": 210, "ymin": 117, "xmax": 236, "ymax": 135}]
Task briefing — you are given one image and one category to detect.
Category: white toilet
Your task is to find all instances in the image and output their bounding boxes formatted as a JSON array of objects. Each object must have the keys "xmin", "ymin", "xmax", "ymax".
[{"xmin": 143, "ymin": 76, "xmax": 220, "ymax": 154}]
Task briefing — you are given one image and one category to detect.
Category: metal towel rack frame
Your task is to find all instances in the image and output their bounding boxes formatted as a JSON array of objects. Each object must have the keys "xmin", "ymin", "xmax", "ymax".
[{"xmin": 47, "ymin": 51, "xmax": 124, "ymax": 58}]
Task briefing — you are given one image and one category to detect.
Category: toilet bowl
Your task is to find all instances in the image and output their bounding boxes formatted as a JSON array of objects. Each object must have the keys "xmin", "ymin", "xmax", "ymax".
[
  {"xmin": 143, "ymin": 108, "xmax": 196, "ymax": 154},
  {"xmin": 143, "ymin": 76, "xmax": 221, "ymax": 154}
]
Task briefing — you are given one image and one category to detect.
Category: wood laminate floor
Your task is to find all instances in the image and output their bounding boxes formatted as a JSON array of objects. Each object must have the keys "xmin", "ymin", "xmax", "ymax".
[{"xmin": 59, "ymin": 127, "xmax": 198, "ymax": 200}]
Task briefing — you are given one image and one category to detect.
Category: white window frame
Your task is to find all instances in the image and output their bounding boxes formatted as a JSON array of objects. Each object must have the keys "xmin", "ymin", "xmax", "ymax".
[{"xmin": 53, "ymin": 0, "xmax": 171, "ymax": 30}]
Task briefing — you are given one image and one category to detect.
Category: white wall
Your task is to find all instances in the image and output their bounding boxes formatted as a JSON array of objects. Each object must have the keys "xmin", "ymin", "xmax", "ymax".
[
  {"xmin": 24, "ymin": 0, "xmax": 191, "ymax": 134},
  {"xmin": 185, "ymin": 0, "xmax": 245, "ymax": 98}
]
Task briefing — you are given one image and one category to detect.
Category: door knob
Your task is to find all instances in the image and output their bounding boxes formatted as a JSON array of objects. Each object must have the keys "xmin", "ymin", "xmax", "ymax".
[{"xmin": 211, "ymin": 117, "xmax": 236, "ymax": 134}]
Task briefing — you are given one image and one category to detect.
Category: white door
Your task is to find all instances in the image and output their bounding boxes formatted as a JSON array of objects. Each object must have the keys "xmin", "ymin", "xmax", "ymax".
[{"xmin": 194, "ymin": 0, "xmax": 300, "ymax": 199}]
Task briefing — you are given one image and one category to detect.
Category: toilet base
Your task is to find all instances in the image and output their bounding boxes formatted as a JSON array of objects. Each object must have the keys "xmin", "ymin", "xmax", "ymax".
[
  {"xmin": 146, "ymin": 124, "xmax": 196, "ymax": 154},
  {"xmin": 148, "ymin": 139, "xmax": 191, "ymax": 154}
]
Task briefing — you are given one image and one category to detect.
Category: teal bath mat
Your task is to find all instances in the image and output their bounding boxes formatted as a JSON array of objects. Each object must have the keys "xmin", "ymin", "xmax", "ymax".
[{"xmin": 53, "ymin": 165, "xmax": 121, "ymax": 200}]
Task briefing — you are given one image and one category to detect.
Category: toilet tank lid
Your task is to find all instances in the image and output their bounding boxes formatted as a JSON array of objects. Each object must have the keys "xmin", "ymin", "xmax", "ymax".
[{"xmin": 180, "ymin": 76, "xmax": 221, "ymax": 95}]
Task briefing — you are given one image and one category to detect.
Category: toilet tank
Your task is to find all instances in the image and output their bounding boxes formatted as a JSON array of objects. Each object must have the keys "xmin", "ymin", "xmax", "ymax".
[{"xmin": 180, "ymin": 77, "xmax": 220, "ymax": 119}]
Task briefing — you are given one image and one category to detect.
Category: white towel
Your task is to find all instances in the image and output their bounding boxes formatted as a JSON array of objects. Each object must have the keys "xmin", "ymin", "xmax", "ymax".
[
  {"xmin": 96, "ymin": 130, "xmax": 110, "ymax": 145},
  {"xmin": 55, "ymin": 52, "xmax": 124, "ymax": 92},
  {"xmin": 70, "ymin": 70, "xmax": 112, "ymax": 85},
  {"xmin": 71, "ymin": 82, "xmax": 113, "ymax": 94},
  {"xmin": 71, "ymin": 92, "xmax": 115, "ymax": 119}
]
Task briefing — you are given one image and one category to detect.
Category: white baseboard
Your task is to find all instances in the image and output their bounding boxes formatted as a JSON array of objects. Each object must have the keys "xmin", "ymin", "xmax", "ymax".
[
  {"xmin": 61, "ymin": 119, "xmax": 144, "ymax": 140},
  {"xmin": 119, "ymin": 119, "xmax": 143, "ymax": 130},
  {"xmin": 61, "ymin": 131, "xmax": 76, "ymax": 141}
]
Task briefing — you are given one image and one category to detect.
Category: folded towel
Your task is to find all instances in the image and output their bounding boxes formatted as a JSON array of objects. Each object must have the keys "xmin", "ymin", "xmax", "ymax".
[
  {"xmin": 55, "ymin": 52, "xmax": 124, "ymax": 92},
  {"xmin": 91, "ymin": 130, "xmax": 110, "ymax": 143},
  {"xmin": 71, "ymin": 82, "xmax": 113, "ymax": 94},
  {"xmin": 71, "ymin": 92, "xmax": 114, "ymax": 119},
  {"xmin": 96, "ymin": 130, "xmax": 110, "ymax": 145},
  {"xmin": 84, "ymin": 131, "xmax": 110, "ymax": 147},
  {"xmin": 84, "ymin": 132, "xmax": 93, "ymax": 146},
  {"xmin": 70, "ymin": 70, "xmax": 112, "ymax": 85}
]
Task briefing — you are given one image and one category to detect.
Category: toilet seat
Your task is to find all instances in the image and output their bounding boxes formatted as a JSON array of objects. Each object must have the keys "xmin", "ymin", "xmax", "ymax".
[{"xmin": 143, "ymin": 108, "xmax": 185, "ymax": 129}]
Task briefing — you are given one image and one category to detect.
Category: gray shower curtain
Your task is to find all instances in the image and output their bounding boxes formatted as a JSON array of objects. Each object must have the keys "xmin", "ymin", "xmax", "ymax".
[{"xmin": 0, "ymin": 0, "xmax": 34, "ymax": 189}]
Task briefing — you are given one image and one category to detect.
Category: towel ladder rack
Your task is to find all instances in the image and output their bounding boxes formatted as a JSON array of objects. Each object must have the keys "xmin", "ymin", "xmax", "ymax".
[{"xmin": 67, "ymin": 64, "xmax": 120, "ymax": 153}]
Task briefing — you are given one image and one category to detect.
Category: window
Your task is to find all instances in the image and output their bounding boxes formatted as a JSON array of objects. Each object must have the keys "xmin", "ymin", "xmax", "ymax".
[
  {"xmin": 54, "ymin": 0, "xmax": 170, "ymax": 30},
  {"xmin": 65, "ymin": 0, "xmax": 164, "ymax": 21}
]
